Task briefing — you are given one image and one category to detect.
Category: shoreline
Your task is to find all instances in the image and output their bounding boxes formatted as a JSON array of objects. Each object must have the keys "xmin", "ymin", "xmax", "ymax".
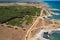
[
  {"xmin": 31, "ymin": 28, "xmax": 60, "ymax": 40},
  {"xmin": 0, "ymin": 2, "xmax": 60, "ymax": 40}
]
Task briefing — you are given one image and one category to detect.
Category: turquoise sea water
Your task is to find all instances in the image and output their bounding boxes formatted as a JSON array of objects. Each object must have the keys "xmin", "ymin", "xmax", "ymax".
[
  {"xmin": 44, "ymin": 1, "xmax": 60, "ymax": 40},
  {"xmin": 49, "ymin": 31, "xmax": 60, "ymax": 40},
  {"xmin": 0, "ymin": 1, "xmax": 60, "ymax": 40},
  {"xmin": 44, "ymin": 1, "xmax": 60, "ymax": 20},
  {"xmin": 0, "ymin": 1, "xmax": 60, "ymax": 20}
]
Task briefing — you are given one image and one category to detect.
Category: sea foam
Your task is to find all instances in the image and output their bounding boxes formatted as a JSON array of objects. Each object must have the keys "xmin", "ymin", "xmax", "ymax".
[
  {"xmin": 50, "ymin": 9, "xmax": 60, "ymax": 11},
  {"xmin": 31, "ymin": 29, "xmax": 60, "ymax": 40}
]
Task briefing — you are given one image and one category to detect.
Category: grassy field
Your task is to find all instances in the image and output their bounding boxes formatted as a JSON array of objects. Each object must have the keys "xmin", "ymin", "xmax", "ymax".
[{"xmin": 0, "ymin": 5, "xmax": 41, "ymax": 27}]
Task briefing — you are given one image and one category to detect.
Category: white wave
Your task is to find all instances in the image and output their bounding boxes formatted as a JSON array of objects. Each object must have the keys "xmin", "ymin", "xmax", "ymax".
[
  {"xmin": 44, "ymin": 16, "xmax": 48, "ymax": 18},
  {"xmin": 43, "ymin": 15, "xmax": 52, "ymax": 18},
  {"xmin": 36, "ymin": 29, "xmax": 49, "ymax": 40},
  {"xmin": 31, "ymin": 29, "xmax": 49, "ymax": 40},
  {"xmin": 31, "ymin": 28, "xmax": 60, "ymax": 40},
  {"xmin": 49, "ymin": 11, "xmax": 60, "ymax": 15},
  {"xmin": 47, "ymin": 14, "xmax": 53, "ymax": 17},
  {"xmin": 52, "ymin": 13, "xmax": 60, "ymax": 15},
  {"xmin": 50, "ymin": 9, "xmax": 60, "ymax": 11},
  {"xmin": 55, "ymin": 13, "xmax": 60, "ymax": 15},
  {"xmin": 51, "ymin": 28, "xmax": 60, "ymax": 31}
]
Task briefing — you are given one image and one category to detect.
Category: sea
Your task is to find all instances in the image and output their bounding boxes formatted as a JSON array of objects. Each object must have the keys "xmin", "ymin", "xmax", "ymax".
[
  {"xmin": 0, "ymin": 0, "xmax": 60, "ymax": 40},
  {"xmin": 43, "ymin": 1, "xmax": 60, "ymax": 40},
  {"xmin": 0, "ymin": 1, "xmax": 60, "ymax": 20},
  {"xmin": 44, "ymin": 1, "xmax": 60, "ymax": 20},
  {"xmin": 49, "ymin": 31, "xmax": 60, "ymax": 40}
]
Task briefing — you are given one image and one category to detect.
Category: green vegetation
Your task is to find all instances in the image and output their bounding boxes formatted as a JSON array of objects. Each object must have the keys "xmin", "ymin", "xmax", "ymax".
[
  {"xmin": 0, "ymin": 5, "xmax": 41, "ymax": 27},
  {"xmin": 7, "ymin": 18, "xmax": 23, "ymax": 26},
  {"xmin": 25, "ymin": 15, "xmax": 32, "ymax": 25}
]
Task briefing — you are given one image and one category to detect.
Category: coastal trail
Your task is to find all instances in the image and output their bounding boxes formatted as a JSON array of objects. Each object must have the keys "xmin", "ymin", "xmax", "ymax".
[{"xmin": 25, "ymin": 8, "xmax": 51, "ymax": 40}]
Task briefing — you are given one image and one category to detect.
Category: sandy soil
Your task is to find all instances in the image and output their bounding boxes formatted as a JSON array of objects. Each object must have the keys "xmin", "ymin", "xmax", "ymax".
[
  {"xmin": 0, "ymin": 3, "xmax": 60, "ymax": 40},
  {"xmin": 0, "ymin": 25, "xmax": 26, "ymax": 40},
  {"xmin": 0, "ymin": 2, "xmax": 47, "ymax": 7}
]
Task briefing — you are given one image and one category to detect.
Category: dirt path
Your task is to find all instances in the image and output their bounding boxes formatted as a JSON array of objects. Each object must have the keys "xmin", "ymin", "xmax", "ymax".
[
  {"xmin": 25, "ymin": 8, "xmax": 56, "ymax": 40},
  {"xmin": 25, "ymin": 8, "xmax": 45, "ymax": 40}
]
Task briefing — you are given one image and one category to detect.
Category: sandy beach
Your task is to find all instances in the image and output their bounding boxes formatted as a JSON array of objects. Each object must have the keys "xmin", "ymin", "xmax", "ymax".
[{"xmin": 0, "ymin": 2, "xmax": 60, "ymax": 40}]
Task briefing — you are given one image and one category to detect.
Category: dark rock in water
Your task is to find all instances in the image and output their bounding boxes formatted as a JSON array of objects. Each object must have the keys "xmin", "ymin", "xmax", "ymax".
[
  {"xmin": 44, "ymin": 32, "xmax": 48, "ymax": 34},
  {"xmin": 43, "ymin": 32, "xmax": 49, "ymax": 39}
]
